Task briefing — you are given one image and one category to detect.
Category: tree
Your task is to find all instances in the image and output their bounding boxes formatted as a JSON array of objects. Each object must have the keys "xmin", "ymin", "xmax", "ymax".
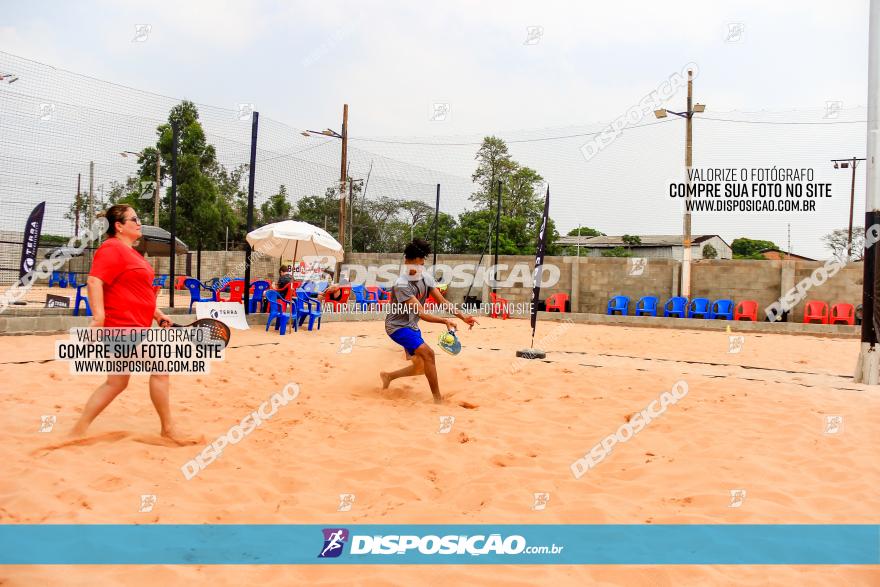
[
  {"xmin": 449, "ymin": 210, "xmax": 560, "ymax": 255},
  {"xmin": 621, "ymin": 234, "xmax": 641, "ymax": 247},
  {"xmin": 566, "ymin": 227, "xmax": 604, "ymax": 237},
  {"xmin": 469, "ymin": 136, "xmax": 517, "ymax": 209},
  {"xmin": 295, "ymin": 189, "xmax": 340, "ymax": 236},
  {"xmin": 702, "ymin": 243, "xmax": 718, "ymax": 259},
  {"xmin": 601, "ymin": 246, "xmax": 632, "ymax": 257},
  {"xmin": 823, "ymin": 227, "xmax": 864, "ymax": 261},
  {"xmin": 459, "ymin": 136, "xmax": 560, "ymax": 256},
  {"xmin": 259, "ymin": 185, "xmax": 293, "ymax": 225},
  {"xmin": 413, "ymin": 211, "xmax": 457, "ymax": 255},
  {"xmin": 731, "ymin": 237, "xmax": 777, "ymax": 259},
  {"xmin": 153, "ymin": 101, "xmax": 236, "ymax": 249},
  {"xmin": 505, "ymin": 166, "xmax": 545, "ymax": 219}
]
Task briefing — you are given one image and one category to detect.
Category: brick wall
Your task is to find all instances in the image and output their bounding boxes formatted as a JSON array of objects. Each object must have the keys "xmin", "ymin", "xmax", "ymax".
[{"xmin": 10, "ymin": 244, "xmax": 862, "ymax": 320}]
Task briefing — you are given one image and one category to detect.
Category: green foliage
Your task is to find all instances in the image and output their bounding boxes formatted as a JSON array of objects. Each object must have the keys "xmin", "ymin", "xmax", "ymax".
[
  {"xmin": 39, "ymin": 234, "xmax": 72, "ymax": 246},
  {"xmin": 601, "ymin": 246, "xmax": 633, "ymax": 258},
  {"xmin": 259, "ymin": 185, "xmax": 293, "ymax": 225},
  {"xmin": 566, "ymin": 227, "xmax": 604, "ymax": 237},
  {"xmin": 469, "ymin": 136, "xmax": 518, "ymax": 209},
  {"xmin": 731, "ymin": 237, "xmax": 776, "ymax": 258},
  {"xmin": 621, "ymin": 234, "xmax": 641, "ymax": 246},
  {"xmin": 702, "ymin": 243, "xmax": 718, "ymax": 259}
]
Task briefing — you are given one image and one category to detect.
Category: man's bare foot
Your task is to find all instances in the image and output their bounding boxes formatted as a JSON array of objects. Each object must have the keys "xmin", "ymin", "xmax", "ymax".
[
  {"xmin": 432, "ymin": 393, "xmax": 443, "ymax": 404},
  {"xmin": 380, "ymin": 372, "xmax": 391, "ymax": 389},
  {"xmin": 160, "ymin": 427, "xmax": 204, "ymax": 446}
]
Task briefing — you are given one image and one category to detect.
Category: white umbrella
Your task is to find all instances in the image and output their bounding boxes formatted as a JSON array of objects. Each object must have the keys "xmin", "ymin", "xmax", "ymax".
[{"xmin": 245, "ymin": 220, "xmax": 344, "ymax": 263}]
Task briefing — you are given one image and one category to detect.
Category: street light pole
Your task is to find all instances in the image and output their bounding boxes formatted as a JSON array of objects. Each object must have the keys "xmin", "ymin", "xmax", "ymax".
[
  {"xmin": 683, "ymin": 70, "xmax": 694, "ymax": 298},
  {"xmin": 832, "ymin": 157, "xmax": 867, "ymax": 259},
  {"xmin": 154, "ymin": 154, "xmax": 161, "ymax": 226},
  {"xmin": 654, "ymin": 69, "xmax": 705, "ymax": 298},
  {"xmin": 340, "ymin": 104, "xmax": 349, "ymax": 246},
  {"xmin": 301, "ymin": 104, "xmax": 349, "ymax": 245}
]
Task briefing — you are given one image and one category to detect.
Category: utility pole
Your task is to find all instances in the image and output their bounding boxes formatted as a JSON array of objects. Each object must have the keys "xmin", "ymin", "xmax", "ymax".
[
  {"xmin": 339, "ymin": 103, "xmax": 348, "ymax": 246},
  {"xmin": 349, "ymin": 180, "xmax": 354, "ymax": 251},
  {"xmin": 683, "ymin": 69, "xmax": 694, "ymax": 298},
  {"xmin": 75, "ymin": 173, "xmax": 81, "ymax": 237},
  {"xmin": 433, "ymin": 184, "xmax": 440, "ymax": 267},
  {"xmin": 154, "ymin": 154, "xmax": 161, "ymax": 226},
  {"xmin": 654, "ymin": 69, "xmax": 705, "ymax": 297},
  {"xmin": 787, "ymin": 223, "xmax": 791, "ymax": 260},
  {"xmin": 88, "ymin": 161, "xmax": 95, "ymax": 227},
  {"xmin": 169, "ymin": 123, "xmax": 179, "ymax": 309},
  {"xmin": 849, "ymin": 157, "xmax": 857, "ymax": 259},
  {"xmin": 832, "ymin": 157, "xmax": 868, "ymax": 259},
  {"xmin": 493, "ymin": 179, "xmax": 502, "ymax": 293}
]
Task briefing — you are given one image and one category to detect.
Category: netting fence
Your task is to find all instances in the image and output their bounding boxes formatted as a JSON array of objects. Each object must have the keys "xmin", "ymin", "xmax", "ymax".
[{"xmin": 0, "ymin": 50, "xmax": 869, "ymax": 308}]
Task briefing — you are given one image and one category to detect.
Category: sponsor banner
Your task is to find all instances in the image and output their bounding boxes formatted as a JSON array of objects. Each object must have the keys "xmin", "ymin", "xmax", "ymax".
[
  {"xmin": 195, "ymin": 301, "xmax": 249, "ymax": 330},
  {"xmin": 45, "ymin": 294, "xmax": 71, "ymax": 308},
  {"xmin": 19, "ymin": 202, "xmax": 45, "ymax": 279},
  {"xmin": 0, "ymin": 524, "xmax": 875, "ymax": 565}
]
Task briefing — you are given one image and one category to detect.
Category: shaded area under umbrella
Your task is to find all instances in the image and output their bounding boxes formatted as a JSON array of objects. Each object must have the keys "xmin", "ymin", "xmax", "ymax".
[{"xmin": 134, "ymin": 225, "xmax": 189, "ymax": 256}]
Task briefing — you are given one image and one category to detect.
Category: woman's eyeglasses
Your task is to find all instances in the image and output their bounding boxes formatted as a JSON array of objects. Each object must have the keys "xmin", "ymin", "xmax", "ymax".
[{"xmin": 123, "ymin": 216, "xmax": 142, "ymax": 225}]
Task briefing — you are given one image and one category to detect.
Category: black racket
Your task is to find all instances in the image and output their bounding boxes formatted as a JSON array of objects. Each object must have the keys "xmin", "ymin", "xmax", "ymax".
[{"xmin": 159, "ymin": 318, "xmax": 231, "ymax": 348}]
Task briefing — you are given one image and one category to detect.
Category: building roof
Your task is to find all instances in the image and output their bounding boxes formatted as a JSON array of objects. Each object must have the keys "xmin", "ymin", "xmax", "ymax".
[
  {"xmin": 759, "ymin": 248, "xmax": 817, "ymax": 261},
  {"xmin": 555, "ymin": 234, "xmax": 727, "ymax": 247}
]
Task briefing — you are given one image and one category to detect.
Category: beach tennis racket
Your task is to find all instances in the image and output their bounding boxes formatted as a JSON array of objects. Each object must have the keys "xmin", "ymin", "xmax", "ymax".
[
  {"xmin": 159, "ymin": 318, "xmax": 231, "ymax": 349},
  {"xmin": 438, "ymin": 328, "xmax": 462, "ymax": 356}
]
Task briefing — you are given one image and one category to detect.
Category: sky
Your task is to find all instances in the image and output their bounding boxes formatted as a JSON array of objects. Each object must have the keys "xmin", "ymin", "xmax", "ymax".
[{"xmin": 0, "ymin": 0, "xmax": 873, "ymax": 258}]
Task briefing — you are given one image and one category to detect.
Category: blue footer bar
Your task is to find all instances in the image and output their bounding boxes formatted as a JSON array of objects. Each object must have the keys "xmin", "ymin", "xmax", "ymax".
[{"xmin": 0, "ymin": 524, "xmax": 877, "ymax": 565}]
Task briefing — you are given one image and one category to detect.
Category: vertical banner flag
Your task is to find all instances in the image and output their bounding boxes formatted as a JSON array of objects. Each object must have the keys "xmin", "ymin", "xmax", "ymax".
[
  {"xmin": 529, "ymin": 187, "xmax": 550, "ymax": 338},
  {"xmin": 19, "ymin": 202, "xmax": 46, "ymax": 279}
]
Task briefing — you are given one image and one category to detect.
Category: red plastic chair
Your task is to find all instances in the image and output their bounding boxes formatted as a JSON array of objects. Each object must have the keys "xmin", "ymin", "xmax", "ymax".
[
  {"xmin": 174, "ymin": 276, "xmax": 189, "ymax": 290},
  {"xmin": 324, "ymin": 285, "xmax": 351, "ymax": 311},
  {"xmin": 217, "ymin": 280, "xmax": 246, "ymax": 303},
  {"xmin": 734, "ymin": 300, "xmax": 758, "ymax": 321},
  {"xmin": 367, "ymin": 286, "xmax": 390, "ymax": 307},
  {"xmin": 803, "ymin": 300, "xmax": 829, "ymax": 324},
  {"xmin": 545, "ymin": 293, "xmax": 569, "ymax": 313},
  {"xmin": 829, "ymin": 303, "xmax": 855, "ymax": 325},
  {"xmin": 490, "ymin": 292, "xmax": 510, "ymax": 320}
]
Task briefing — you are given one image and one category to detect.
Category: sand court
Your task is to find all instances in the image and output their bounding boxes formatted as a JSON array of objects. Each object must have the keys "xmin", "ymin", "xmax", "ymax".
[{"xmin": 0, "ymin": 320, "xmax": 878, "ymax": 584}]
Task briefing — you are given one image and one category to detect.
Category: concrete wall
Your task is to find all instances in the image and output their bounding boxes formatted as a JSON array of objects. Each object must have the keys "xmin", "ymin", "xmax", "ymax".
[
  {"xmin": 340, "ymin": 253, "xmax": 862, "ymax": 320},
  {"xmin": 7, "ymin": 244, "xmax": 862, "ymax": 321}
]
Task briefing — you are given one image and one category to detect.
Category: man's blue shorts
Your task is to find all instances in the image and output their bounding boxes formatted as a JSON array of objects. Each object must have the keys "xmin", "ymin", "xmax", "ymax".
[{"xmin": 389, "ymin": 327, "xmax": 425, "ymax": 357}]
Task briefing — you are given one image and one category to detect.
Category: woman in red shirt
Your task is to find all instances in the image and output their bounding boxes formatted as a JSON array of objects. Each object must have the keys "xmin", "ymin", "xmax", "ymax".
[{"xmin": 70, "ymin": 205, "xmax": 194, "ymax": 444}]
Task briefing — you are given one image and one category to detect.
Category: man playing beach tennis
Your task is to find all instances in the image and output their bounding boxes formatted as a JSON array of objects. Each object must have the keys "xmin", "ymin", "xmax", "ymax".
[{"xmin": 380, "ymin": 238, "xmax": 477, "ymax": 403}]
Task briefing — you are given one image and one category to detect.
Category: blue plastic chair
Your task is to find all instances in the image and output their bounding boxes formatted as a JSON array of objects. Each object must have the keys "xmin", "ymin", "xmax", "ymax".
[
  {"xmin": 351, "ymin": 284, "xmax": 379, "ymax": 310},
  {"xmin": 296, "ymin": 290, "xmax": 322, "ymax": 331},
  {"xmin": 73, "ymin": 284, "xmax": 91, "ymax": 316},
  {"xmin": 264, "ymin": 290, "xmax": 297, "ymax": 335},
  {"xmin": 711, "ymin": 299, "xmax": 735, "ymax": 320},
  {"xmin": 687, "ymin": 298, "xmax": 712, "ymax": 319},
  {"xmin": 67, "ymin": 272, "xmax": 80, "ymax": 288},
  {"xmin": 184, "ymin": 278, "xmax": 217, "ymax": 312},
  {"xmin": 607, "ymin": 295, "xmax": 629, "ymax": 316},
  {"xmin": 635, "ymin": 296, "xmax": 659, "ymax": 316},
  {"xmin": 206, "ymin": 277, "xmax": 232, "ymax": 293},
  {"xmin": 49, "ymin": 271, "xmax": 67, "ymax": 288},
  {"xmin": 664, "ymin": 296, "xmax": 688, "ymax": 318},
  {"xmin": 249, "ymin": 280, "xmax": 271, "ymax": 313}
]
